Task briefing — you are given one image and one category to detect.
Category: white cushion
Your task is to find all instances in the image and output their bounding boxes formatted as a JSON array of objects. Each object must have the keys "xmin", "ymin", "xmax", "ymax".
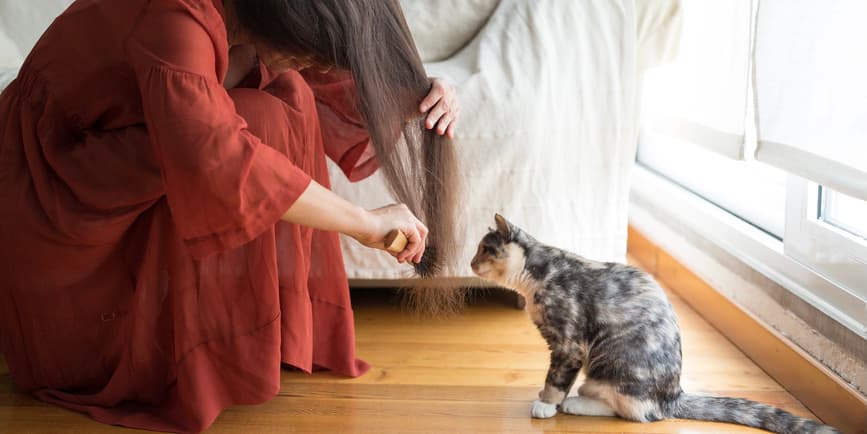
[
  {"xmin": 0, "ymin": 0, "xmax": 73, "ymax": 60},
  {"xmin": 400, "ymin": 0, "xmax": 500, "ymax": 62},
  {"xmin": 0, "ymin": 0, "xmax": 72, "ymax": 91},
  {"xmin": 0, "ymin": 28, "xmax": 22, "ymax": 69},
  {"xmin": 0, "ymin": 67, "xmax": 17, "ymax": 91}
]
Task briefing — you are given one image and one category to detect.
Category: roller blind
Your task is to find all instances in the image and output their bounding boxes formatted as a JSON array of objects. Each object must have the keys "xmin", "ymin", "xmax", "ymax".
[
  {"xmin": 753, "ymin": 0, "xmax": 867, "ymax": 201},
  {"xmin": 641, "ymin": 0, "xmax": 754, "ymax": 159}
]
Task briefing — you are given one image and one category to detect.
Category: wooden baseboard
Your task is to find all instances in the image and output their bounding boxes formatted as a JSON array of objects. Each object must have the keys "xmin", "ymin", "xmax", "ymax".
[{"xmin": 628, "ymin": 226, "xmax": 867, "ymax": 434}]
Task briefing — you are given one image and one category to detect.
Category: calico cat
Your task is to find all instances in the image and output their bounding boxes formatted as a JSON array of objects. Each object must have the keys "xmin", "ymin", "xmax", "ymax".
[{"xmin": 470, "ymin": 214, "xmax": 839, "ymax": 434}]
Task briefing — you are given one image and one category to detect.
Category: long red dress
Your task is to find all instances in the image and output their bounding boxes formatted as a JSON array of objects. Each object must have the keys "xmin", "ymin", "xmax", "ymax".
[{"xmin": 0, "ymin": 0, "xmax": 375, "ymax": 432}]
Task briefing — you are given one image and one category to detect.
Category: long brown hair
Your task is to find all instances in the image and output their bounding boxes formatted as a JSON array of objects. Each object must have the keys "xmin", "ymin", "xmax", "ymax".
[{"xmin": 233, "ymin": 0, "xmax": 461, "ymax": 310}]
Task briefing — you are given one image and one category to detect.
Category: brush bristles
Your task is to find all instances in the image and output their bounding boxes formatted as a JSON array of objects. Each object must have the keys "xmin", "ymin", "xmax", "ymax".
[
  {"xmin": 401, "ymin": 285, "xmax": 467, "ymax": 317},
  {"xmin": 412, "ymin": 245, "xmax": 439, "ymax": 277}
]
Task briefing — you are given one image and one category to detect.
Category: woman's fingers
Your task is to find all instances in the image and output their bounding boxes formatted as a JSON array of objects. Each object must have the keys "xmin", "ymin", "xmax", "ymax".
[
  {"xmin": 428, "ymin": 100, "xmax": 459, "ymax": 134},
  {"xmin": 365, "ymin": 203, "xmax": 429, "ymax": 265},
  {"xmin": 398, "ymin": 226, "xmax": 423, "ymax": 263},
  {"xmin": 419, "ymin": 84, "xmax": 443, "ymax": 113},
  {"xmin": 412, "ymin": 221, "xmax": 428, "ymax": 263},
  {"xmin": 437, "ymin": 112, "xmax": 457, "ymax": 135},
  {"xmin": 425, "ymin": 98, "xmax": 449, "ymax": 130},
  {"xmin": 421, "ymin": 78, "xmax": 459, "ymax": 136},
  {"xmin": 398, "ymin": 220, "xmax": 428, "ymax": 264}
]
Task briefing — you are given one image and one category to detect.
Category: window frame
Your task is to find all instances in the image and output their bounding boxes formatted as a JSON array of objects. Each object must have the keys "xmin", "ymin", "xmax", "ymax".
[
  {"xmin": 784, "ymin": 176, "xmax": 867, "ymax": 300},
  {"xmin": 632, "ymin": 156, "xmax": 867, "ymax": 339},
  {"xmin": 821, "ymin": 187, "xmax": 867, "ymax": 241}
]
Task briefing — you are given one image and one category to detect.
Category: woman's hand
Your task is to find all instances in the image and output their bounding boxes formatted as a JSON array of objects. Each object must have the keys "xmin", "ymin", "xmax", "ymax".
[
  {"xmin": 282, "ymin": 182, "xmax": 427, "ymax": 264},
  {"xmin": 353, "ymin": 204, "xmax": 428, "ymax": 264},
  {"xmin": 419, "ymin": 77, "xmax": 460, "ymax": 139}
]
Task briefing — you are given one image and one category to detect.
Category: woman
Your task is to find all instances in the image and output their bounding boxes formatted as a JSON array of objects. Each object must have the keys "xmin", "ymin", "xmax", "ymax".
[{"xmin": 0, "ymin": 0, "xmax": 459, "ymax": 431}]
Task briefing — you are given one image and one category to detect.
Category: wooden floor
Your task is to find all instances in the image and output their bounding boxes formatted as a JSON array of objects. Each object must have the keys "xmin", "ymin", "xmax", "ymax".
[{"xmin": 0, "ymin": 259, "xmax": 818, "ymax": 433}]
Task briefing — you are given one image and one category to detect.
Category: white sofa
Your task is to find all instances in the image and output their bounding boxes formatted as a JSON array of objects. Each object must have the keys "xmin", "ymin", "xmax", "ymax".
[
  {"xmin": 334, "ymin": 0, "xmax": 681, "ymax": 282},
  {"xmin": 0, "ymin": 0, "xmax": 681, "ymax": 283}
]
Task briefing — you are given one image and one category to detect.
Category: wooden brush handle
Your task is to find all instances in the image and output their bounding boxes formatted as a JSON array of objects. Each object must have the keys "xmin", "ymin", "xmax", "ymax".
[{"xmin": 384, "ymin": 229, "xmax": 408, "ymax": 253}]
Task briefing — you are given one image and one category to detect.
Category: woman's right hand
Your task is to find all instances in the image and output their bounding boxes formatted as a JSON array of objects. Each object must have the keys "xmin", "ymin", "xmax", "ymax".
[
  {"xmin": 353, "ymin": 204, "xmax": 428, "ymax": 264},
  {"xmin": 281, "ymin": 181, "xmax": 427, "ymax": 264}
]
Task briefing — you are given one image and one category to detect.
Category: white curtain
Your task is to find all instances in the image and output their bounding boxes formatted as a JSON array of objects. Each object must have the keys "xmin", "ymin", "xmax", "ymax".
[
  {"xmin": 753, "ymin": 0, "xmax": 867, "ymax": 201},
  {"xmin": 641, "ymin": 0, "xmax": 753, "ymax": 159}
]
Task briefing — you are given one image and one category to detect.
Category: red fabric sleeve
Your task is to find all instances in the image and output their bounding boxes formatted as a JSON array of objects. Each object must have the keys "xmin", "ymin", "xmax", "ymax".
[
  {"xmin": 126, "ymin": 1, "xmax": 311, "ymax": 258},
  {"xmin": 301, "ymin": 70, "xmax": 378, "ymax": 182}
]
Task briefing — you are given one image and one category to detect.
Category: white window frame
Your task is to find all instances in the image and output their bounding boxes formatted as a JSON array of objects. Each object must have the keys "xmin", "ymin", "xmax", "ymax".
[
  {"xmin": 785, "ymin": 175, "xmax": 867, "ymax": 301},
  {"xmin": 822, "ymin": 190, "xmax": 867, "ymax": 239},
  {"xmin": 631, "ymin": 163, "xmax": 867, "ymax": 340}
]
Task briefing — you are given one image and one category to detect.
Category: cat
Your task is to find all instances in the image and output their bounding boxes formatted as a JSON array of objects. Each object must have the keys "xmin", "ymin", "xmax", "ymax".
[{"xmin": 470, "ymin": 214, "xmax": 840, "ymax": 434}]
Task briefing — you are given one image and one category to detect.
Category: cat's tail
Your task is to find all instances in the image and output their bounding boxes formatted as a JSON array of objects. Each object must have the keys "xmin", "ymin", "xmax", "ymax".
[{"xmin": 670, "ymin": 394, "xmax": 839, "ymax": 434}]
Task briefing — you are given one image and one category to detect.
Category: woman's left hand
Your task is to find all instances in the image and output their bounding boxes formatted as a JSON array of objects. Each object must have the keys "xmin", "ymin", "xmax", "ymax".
[{"xmin": 419, "ymin": 77, "xmax": 460, "ymax": 139}]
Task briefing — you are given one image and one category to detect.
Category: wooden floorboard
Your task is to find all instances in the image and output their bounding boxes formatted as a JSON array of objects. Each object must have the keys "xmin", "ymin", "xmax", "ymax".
[{"xmin": 0, "ymin": 257, "xmax": 823, "ymax": 433}]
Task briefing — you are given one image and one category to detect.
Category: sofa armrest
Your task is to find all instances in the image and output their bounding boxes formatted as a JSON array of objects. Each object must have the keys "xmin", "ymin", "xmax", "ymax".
[
  {"xmin": 0, "ymin": 29, "xmax": 22, "ymax": 69},
  {"xmin": 400, "ymin": 0, "xmax": 500, "ymax": 63},
  {"xmin": 0, "ymin": 67, "xmax": 18, "ymax": 92}
]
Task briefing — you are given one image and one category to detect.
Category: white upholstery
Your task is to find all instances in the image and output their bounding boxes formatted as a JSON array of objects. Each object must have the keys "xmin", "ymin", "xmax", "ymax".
[
  {"xmin": 399, "ymin": 0, "xmax": 501, "ymax": 63},
  {"xmin": 0, "ymin": 0, "xmax": 73, "ymax": 58},
  {"xmin": 0, "ymin": 30, "xmax": 22, "ymax": 69},
  {"xmin": 334, "ymin": 0, "xmax": 682, "ymax": 280},
  {"xmin": 0, "ymin": 0, "xmax": 71, "ymax": 84},
  {"xmin": 0, "ymin": 67, "xmax": 16, "ymax": 90}
]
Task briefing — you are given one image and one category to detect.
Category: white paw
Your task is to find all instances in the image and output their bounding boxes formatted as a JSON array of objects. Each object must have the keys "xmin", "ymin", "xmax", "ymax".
[{"xmin": 531, "ymin": 399, "xmax": 558, "ymax": 419}]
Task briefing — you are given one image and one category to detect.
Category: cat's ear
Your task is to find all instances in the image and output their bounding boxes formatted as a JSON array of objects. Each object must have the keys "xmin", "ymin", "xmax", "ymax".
[{"xmin": 494, "ymin": 213, "xmax": 512, "ymax": 239}]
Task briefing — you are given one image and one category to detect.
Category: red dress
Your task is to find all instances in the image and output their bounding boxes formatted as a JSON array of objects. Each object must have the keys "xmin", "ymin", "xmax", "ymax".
[{"xmin": 0, "ymin": 0, "xmax": 374, "ymax": 432}]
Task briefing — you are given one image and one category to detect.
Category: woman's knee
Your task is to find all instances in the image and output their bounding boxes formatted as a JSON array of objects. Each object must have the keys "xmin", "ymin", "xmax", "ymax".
[
  {"xmin": 228, "ymin": 88, "xmax": 292, "ymax": 142},
  {"xmin": 228, "ymin": 71, "xmax": 318, "ymax": 138},
  {"xmin": 229, "ymin": 81, "xmax": 320, "ymax": 170}
]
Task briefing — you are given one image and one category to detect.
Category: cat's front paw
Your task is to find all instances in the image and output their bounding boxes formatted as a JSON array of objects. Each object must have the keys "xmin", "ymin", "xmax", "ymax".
[{"xmin": 531, "ymin": 399, "xmax": 558, "ymax": 418}]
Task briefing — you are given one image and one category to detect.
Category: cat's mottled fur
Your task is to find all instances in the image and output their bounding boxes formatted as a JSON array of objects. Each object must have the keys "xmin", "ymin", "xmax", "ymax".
[{"xmin": 470, "ymin": 214, "xmax": 839, "ymax": 434}]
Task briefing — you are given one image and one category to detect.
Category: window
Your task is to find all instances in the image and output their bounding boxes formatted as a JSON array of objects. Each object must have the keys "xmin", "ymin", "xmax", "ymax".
[
  {"xmin": 784, "ymin": 179, "xmax": 867, "ymax": 301},
  {"xmin": 822, "ymin": 189, "xmax": 867, "ymax": 241},
  {"xmin": 638, "ymin": 0, "xmax": 867, "ymax": 335},
  {"xmin": 637, "ymin": 145, "xmax": 867, "ymax": 336},
  {"xmin": 638, "ymin": 130, "xmax": 786, "ymax": 239}
]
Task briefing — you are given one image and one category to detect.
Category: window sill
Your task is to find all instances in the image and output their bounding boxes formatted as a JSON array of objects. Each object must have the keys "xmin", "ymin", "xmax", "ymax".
[{"xmin": 630, "ymin": 164, "xmax": 866, "ymax": 339}]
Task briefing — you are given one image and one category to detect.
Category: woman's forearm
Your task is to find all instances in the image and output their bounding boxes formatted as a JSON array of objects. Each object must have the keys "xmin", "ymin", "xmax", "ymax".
[
  {"xmin": 281, "ymin": 180, "xmax": 371, "ymax": 240},
  {"xmin": 282, "ymin": 181, "xmax": 428, "ymax": 263}
]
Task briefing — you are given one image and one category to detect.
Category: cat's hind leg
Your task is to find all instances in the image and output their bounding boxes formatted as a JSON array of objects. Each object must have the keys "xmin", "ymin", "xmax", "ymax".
[
  {"xmin": 616, "ymin": 396, "xmax": 664, "ymax": 422},
  {"xmin": 578, "ymin": 380, "xmax": 664, "ymax": 422},
  {"xmin": 560, "ymin": 396, "xmax": 617, "ymax": 416}
]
